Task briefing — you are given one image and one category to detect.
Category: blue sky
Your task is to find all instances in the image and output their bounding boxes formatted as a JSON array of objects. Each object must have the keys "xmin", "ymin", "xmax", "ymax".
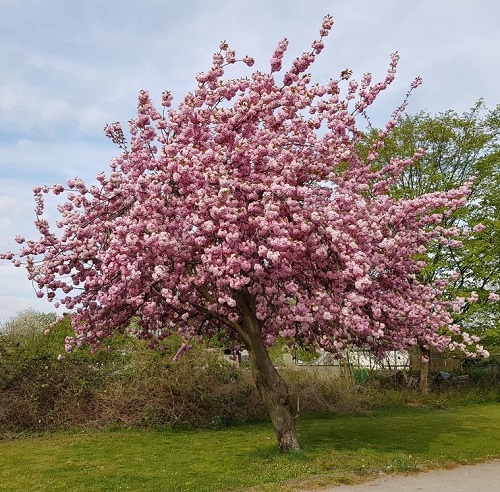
[{"xmin": 1, "ymin": 0, "xmax": 500, "ymax": 322}]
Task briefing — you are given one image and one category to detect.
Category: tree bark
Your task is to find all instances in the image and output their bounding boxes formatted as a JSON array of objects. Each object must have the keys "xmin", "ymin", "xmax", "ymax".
[
  {"xmin": 246, "ymin": 324, "xmax": 300, "ymax": 452},
  {"xmin": 419, "ymin": 346, "xmax": 431, "ymax": 395},
  {"xmin": 233, "ymin": 291, "xmax": 301, "ymax": 453}
]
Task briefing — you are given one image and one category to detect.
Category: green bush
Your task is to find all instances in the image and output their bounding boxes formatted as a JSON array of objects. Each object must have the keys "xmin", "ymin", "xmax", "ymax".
[
  {"xmin": 0, "ymin": 315, "xmax": 265, "ymax": 433},
  {"xmin": 94, "ymin": 344, "xmax": 265, "ymax": 429},
  {"xmin": 2, "ymin": 310, "xmax": 499, "ymax": 437},
  {"xmin": 462, "ymin": 356, "xmax": 500, "ymax": 391},
  {"xmin": 0, "ymin": 311, "xmax": 128, "ymax": 432}
]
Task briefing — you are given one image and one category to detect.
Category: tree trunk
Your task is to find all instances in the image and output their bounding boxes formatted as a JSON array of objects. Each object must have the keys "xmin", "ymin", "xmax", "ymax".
[
  {"xmin": 419, "ymin": 347, "xmax": 431, "ymax": 395},
  {"xmin": 234, "ymin": 291, "xmax": 301, "ymax": 453},
  {"xmin": 246, "ymin": 325, "xmax": 300, "ymax": 452}
]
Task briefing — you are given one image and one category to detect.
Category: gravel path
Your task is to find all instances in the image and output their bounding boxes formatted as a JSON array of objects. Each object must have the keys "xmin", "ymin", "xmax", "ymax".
[{"xmin": 301, "ymin": 460, "xmax": 500, "ymax": 491}]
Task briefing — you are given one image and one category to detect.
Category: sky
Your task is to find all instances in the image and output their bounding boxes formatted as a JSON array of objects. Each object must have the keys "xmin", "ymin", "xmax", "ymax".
[{"xmin": 1, "ymin": 0, "xmax": 500, "ymax": 323}]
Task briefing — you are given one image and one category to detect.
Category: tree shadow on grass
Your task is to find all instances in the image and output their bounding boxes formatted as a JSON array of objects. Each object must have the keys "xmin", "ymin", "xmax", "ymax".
[{"xmin": 296, "ymin": 407, "xmax": 469, "ymax": 456}]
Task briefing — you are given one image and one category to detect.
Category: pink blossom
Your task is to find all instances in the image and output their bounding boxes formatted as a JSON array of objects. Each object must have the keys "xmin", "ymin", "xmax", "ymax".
[
  {"xmin": 195, "ymin": 72, "xmax": 210, "ymax": 83},
  {"xmin": 488, "ymin": 292, "xmax": 500, "ymax": 302},
  {"xmin": 52, "ymin": 184, "xmax": 65, "ymax": 195},
  {"xmin": 243, "ymin": 56, "xmax": 255, "ymax": 67},
  {"xmin": 161, "ymin": 90, "xmax": 173, "ymax": 107},
  {"xmin": 311, "ymin": 40, "xmax": 324, "ymax": 54},
  {"xmin": 410, "ymin": 77, "xmax": 423, "ymax": 89},
  {"xmin": 468, "ymin": 291, "xmax": 479, "ymax": 303}
]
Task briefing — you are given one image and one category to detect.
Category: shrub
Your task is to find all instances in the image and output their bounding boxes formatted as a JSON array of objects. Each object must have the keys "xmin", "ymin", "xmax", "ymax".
[
  {"xmin": 0, "ymin": 312, "xmax": 127, "ymax": 432},
  {"xmin": 462, "ymin": 356, "xmax": 500, "ymax": 390},
  {"xmin": 1, "ymin": 310, "xmax": 499, "ymax": 436}
]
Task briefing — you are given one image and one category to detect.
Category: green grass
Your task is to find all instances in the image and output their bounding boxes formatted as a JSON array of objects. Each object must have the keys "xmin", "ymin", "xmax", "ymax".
[{"xmin": 1, "ymin": 403, "xmax": 500, "ymax": 491}]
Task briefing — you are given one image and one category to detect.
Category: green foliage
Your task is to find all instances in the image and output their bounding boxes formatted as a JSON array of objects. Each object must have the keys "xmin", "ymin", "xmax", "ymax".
[
  {"xmin": 1, "ymin": 309, "xmax": 499, "ymax": 436},
  {"xmin": 1, "ymin": 310, "xmax": 59, "ymax": 392},
  {"xmin": 0, "ymin": 311, "xmax": 132, "ymax": 431},
  {"xmin": 0, "ymin": 309, "xmax": 58, "ymax": 362},
  {"xmin": 462, "ymin": 356, "xmax": 500, "ymax": 391},
  {"xmin": 368, "ymin": 101, "xmax": 500, "ymax": 345},
  {"xmin": 0, "ymin": 312, "xmax": 263, "ymax": 433},
  {"xmin": 1, "ymin": 308, "xmax": 56, "ymax": 336}
]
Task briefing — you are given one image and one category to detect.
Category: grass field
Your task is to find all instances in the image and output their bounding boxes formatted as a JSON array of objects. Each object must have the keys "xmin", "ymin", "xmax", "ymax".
[{"xmin": 1, "ymin": 402, "xmax": 499, "ymax": 491}]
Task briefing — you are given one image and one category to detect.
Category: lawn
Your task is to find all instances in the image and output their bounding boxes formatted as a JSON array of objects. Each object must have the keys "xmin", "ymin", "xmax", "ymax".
[{"xmin": 1, "ymin": 403, "xmax": 499, "ymax": 491}]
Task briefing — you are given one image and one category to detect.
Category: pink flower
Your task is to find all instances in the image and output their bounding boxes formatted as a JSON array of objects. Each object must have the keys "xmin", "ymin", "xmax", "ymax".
[
  {"xmin": 410, "ymin": 77, "xmax": 423, "ymax": 89},
  {"xmin": 52, "ymin": 184, "xmax": 65, "ymax": 195},
  {"xmin": 243, "ymin": 56, "xmax": 255, "ymax": 67},
  {"xmin": 195, "ymin": 72, "xmax": 210, "ymax": 83},
  {"xmin": 468, "ymin": 291, "xmax": 479, "ymax": 303},
  {"xmin": 161, "ymin": 90, "xmax": 173, "ymax": 107},
  {"xmin": 311, "ymin": 40, "xmax": 324, "ymax": 54},
  {"xmin": 488, "ymin": 292, "xmax": 500, "ymax": 302}
]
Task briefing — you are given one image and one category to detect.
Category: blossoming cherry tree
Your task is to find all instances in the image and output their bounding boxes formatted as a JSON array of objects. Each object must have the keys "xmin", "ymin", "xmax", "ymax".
[{"xmin": 1, "ymin": 16, "xmax": 490, "ymax": 452}]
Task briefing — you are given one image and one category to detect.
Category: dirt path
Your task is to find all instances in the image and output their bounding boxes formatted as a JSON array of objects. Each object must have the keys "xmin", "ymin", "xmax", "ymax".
[{"xmin": 301, "ymin": 460, "xmax": 500, "ymax": 491}]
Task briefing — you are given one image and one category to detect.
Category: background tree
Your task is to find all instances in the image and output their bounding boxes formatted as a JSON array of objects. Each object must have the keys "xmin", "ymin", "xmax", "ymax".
[
  {"xmin": 369, "ymin": 102, "xmax": 500, "ymax": 389},
  {"xmin": 1, "ymin": 309, "xmax": 56, "ymax": 338},
  {"xmin": 1, "ymin": 16, "xmax": 491, "ymax": 451},
  {"xmin": 0, "ymin": 309, "xmax": 57, "ymax": 365}
]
